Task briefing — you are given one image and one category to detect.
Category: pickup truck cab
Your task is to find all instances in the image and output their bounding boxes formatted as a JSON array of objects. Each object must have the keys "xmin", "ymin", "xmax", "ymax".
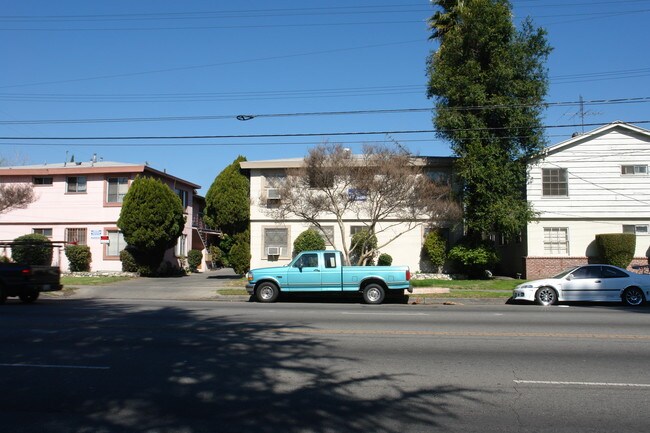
[
  {"xmin": 246, "ymin": 250, "xmax": 412, "ymax": 304},
  {"xmin": 0, "ymin": 263, "xmax": 62, "ymax": 304}
]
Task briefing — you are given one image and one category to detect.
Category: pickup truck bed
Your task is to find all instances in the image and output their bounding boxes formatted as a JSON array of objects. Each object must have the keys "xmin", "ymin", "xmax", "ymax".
[{"xmin": 0, "ymin": 263, "xmax": 62, "ymax": 304}]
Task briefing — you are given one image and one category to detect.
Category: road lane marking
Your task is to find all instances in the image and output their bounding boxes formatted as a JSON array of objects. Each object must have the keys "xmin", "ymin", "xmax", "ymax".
[
  {"xmin": 514, "ymin": 380, "xmax": 650, "ymax": 388},
  {"xmin": 277, "ymin": 328, "xmax": 650, "ymax": 340},
  {"xmin": 0, "ymin": 363, "xmax": 110, "ymax": 370},
  {"xmin": 340, "ymin": 312, "xmax": 429, "ymax": 316}
]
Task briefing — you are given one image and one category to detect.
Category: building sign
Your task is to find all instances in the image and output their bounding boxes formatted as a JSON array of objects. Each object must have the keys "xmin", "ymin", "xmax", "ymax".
[{"xmin": 90, "ymin": 229, "xmax": 103, "ymax": 240}]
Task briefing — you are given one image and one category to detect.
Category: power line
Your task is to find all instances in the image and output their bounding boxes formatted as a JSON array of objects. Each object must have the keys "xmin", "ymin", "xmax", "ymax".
[
  {"xmin": 0, "ymin": 39, "xmax": 423, "ymax": 90},
  {"xmin": 1, "ymin": 96, "xmax": 649, "ymax": 126},
  {"xmin": 1, "ymin": 121, "xmax": 649, "ymax": 142}
]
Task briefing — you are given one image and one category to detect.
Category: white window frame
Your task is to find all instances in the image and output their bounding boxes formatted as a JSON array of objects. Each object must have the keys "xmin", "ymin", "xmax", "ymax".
[
  {"xmin": 175, "ymin": 234, "xmax": 187, "ymax": 257},
  {"xmin": 310, "ymin": 225, "xmax": 335, "ymax": 246},
  {"xmin": 541, "ymin": 168, "xmax": 568, "ymax": 197},
  {"xmin": 67, "ymin": 176, "xmax": 87, "ymax": 193},
  {"xmin": 543, "ymin": 227, "xmax": 569, "ymax": 255},
  {"xmin": 65, "ymin": 228, "xmax": 87, "ymax": 245},
  {"xmin": 263, "ymin": 227, "xmax": 289, "ymax": 259},
  {"xmin": 107, "ymin": 177, "xmax": 129, "ymax": 203},
  {"xmin": 33, "ymin": 228, "xmax": 53, "ymax": 237},
  {"xmin": 623, "ymin": 224, "xmax": 649, "ymax": 235},
  {"xmin": 105, "ymin": 230, "xmax": 127, "ymax": 258},
  {"xmin": 621, "ymin": 165, "xmax": 648, "ymax": 175},
  {"xmin": 33, "ymin": 176, "xmax": 53, "ymax": 186}
]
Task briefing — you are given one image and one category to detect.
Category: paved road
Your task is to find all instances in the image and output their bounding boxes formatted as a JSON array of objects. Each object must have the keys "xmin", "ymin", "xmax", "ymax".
[{"xmin": 1, "ymin": 299, "xmax": 649, "ymax": 432}]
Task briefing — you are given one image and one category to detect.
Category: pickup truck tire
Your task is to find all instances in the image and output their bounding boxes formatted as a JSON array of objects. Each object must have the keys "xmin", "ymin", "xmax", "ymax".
[
  {"xmin": 19, "ymin": 291, "xmax": 39, "ymax": 304},
  {"xmin": 256, "ymin": 282, "xmax": 279, "ymax": 303},
  {"xmin": 363, "ymin": 284, "xmax": 385, "ymax": 305}
]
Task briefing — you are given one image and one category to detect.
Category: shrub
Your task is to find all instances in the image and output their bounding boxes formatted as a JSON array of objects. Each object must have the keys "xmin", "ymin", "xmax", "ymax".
[
  {"xmin": 120, "ymin": 248, "xmax": 139, "ymax": 273},
  {"xmin": 350, "ymin": 229, "xmax": 378, "ymax": 265},
  {"xmin": 208, "ymin": 245, "xmax": 226, "ymax": 268},
  {"xmin": 377, "ymin": 253, "xmax": 393, "ymax": 266},
  {"xmin": 293, "ymin": 229, "xmax": 326, "ymax": 256},
  {"xmin": 422, "ymin": 230, "xmax": 446, "ymax": 272},
  {"xmin": 12, "ymin": 234, "xmax": 52, "ymax": 265},
  {"xmin": 229, "ymin": 241, "xmax": 250, "ymax": 275},
  {"xmin": 447, "ymin": 238, "xmax": 499, "ymax": 278},
  {"xmin": 187, "ymin": 249, "xmax": 203, "ymax": 272},
  {"xmin": 596, "ymin": 233, "xmax": 636, "ymax": 268},
  {"xmin": 65, "ymin": 245, "xmax": 92, "ymax": 272}
]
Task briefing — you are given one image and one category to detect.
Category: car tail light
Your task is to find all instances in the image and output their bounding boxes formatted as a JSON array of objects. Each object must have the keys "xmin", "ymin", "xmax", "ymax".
[
  {"xmin": 406, "ymin": 269, "xmax": 411, "ymax": 281},
  {"xmin": 21, "ymin": 268, "xmax": 31, "ymax": 276}
]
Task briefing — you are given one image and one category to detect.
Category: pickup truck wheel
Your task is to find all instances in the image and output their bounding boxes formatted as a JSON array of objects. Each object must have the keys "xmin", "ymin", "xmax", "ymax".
[
  {"xmin": 363, "ymin": 284, "xmax": 385, "ymax": 305},
  {"xmin": 256, "ymin": 282, "xmax": 279, "ymax": 303},
  {"xmin": 19, "ymin": 291, "xmax": 39, "ymax": 304}
]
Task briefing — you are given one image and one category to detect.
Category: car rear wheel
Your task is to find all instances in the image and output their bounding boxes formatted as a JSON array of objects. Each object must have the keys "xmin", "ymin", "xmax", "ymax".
[
  {"xmin": 363, "ymin": 284, "xmax": 385, "ymax": 305},
  {"xmin": 622, "ymin": 287, "xmax": 645, "ymax": 306},
  {"xmin": 19, "ymin": 291, "xmax": 39, "ymax": 304},
  {"xmin": 535, "ymin": 287, "xmax": 558, "ymax": 306},
  {"xmin": 256, "ymin": 282, "xmax": 279, "ymax": 303}
]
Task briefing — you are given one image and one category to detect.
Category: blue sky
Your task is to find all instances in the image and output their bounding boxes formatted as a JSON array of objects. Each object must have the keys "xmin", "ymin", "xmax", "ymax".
[{"xmin": 2, "ymin": 0, "xmax": 649, "ymax": 193}]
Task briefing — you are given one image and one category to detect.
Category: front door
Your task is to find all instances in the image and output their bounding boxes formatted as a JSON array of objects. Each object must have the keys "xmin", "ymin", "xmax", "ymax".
[
  {"xmin": 561, "ymin": 266, "xmax": 602, "ymax": 301},
  {"xmin": 286, "ymin": 252, "xmax": 321, "ymax": 292}
]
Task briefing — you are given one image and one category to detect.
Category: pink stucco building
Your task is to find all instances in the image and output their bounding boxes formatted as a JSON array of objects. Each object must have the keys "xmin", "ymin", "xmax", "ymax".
[{"xmin": 0, "ymin": 160, "xmax": 217, "ymax": 272}]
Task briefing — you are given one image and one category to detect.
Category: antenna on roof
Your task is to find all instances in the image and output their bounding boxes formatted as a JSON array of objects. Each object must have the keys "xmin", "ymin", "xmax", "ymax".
[{"xmin": 64, "ymin": 150, "xmax": 68, "ymax": 167}]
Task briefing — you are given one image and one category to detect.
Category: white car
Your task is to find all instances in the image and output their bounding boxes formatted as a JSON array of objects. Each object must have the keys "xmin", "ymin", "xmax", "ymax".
[{"xmin": 512, "ymin": 264, "xmax": 650, "ymax": 306}]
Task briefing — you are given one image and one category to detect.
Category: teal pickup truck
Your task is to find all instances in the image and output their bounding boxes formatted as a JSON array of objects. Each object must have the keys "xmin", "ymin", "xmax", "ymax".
[{"xmin": 246, "ymin": 250, "xmax": 412, "ymax": 304}]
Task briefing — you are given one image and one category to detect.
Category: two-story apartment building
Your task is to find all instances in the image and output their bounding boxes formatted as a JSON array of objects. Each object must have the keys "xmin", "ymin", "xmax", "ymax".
[
  {"xmin": 0, "ymin": 159, "xmax": 214, "ymax": 272},
  {"xmin": 513, "ymin": 122, "xmax": 650, "ymax": 279},
  {"xmin": 240, "ymin": 155, "xmax": 461, "ymax": 272}
]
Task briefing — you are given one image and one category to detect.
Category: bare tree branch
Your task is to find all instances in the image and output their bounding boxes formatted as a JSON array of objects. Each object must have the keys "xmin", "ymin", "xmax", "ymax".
[
  {"xmin": 263, "ymin": 143, "xmax": 462, "ymax": 265},
  {"xmin": 0, "ymin": 183, "xmax": 35, "ymax": 214}
]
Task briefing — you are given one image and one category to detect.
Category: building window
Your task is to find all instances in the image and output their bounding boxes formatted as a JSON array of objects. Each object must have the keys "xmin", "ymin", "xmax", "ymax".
[
  {"xmin": 65, "ymin": 228, "xmax": 87, "ymax": 245},
  {"xmin": 264, "ymin": 227, "xmax": 289, "ymax": 258},
  {"xmin": 106, "ymin": 230, "xmax": 127, "ymax": 257},
  {"xmin": 350, "ymin": 225, "xmax": 366, "ymax": 237},
  {"xmin": 623, "ymin": 224, "xmax": 649, "ymax": 235},
  {"xmin": 542, "ymin": 168, "xmax": 568, "ymax": 197},
  {"xmin": 33, "ymin": 177, "xmax": 53, "ymax": 186},
  {"xmin": 33, "ymin": 228, "xmax": 53, "ymax": 237},
  {"xmin": 107, "ymin": 177, "xmax": 128, "ymax": 203},
  {"xmin": 175, "ymin": 234, "xmax": 187, "ymax": 257},
  {"xmin": 67, "ymin": 176, "xmax": 87, "ymax": 193},
  {"xmin": 175, "ymin": 188, "xmax": 189, "ymax": 209},
  {"xmin": 311, "ymin": 225, "xmax": 335, "ymax": 245},
  {"xmin": 621, "ymin": 165, "xmax": 648, "ymax": 175},
  {"xmin": 543, "ymin": 227, "xmax": 568, "ymax": 255}
]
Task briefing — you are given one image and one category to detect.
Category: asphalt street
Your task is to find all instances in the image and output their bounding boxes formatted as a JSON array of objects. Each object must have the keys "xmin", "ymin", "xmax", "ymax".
[{"xmin": 1, "ymin": 297, "xmax": 650, "ymax": 433}]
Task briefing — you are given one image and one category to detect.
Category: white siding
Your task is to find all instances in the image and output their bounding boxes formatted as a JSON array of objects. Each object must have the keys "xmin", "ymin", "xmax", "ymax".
[{"xmin": 526, "ymin": 125, "xmax": 650, "ymax": 260}]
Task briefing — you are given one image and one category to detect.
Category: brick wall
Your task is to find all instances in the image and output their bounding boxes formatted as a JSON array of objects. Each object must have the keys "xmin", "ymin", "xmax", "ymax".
[{"xmin": 524, "ymin": 256, "xmax": 649, "ymax": 280}]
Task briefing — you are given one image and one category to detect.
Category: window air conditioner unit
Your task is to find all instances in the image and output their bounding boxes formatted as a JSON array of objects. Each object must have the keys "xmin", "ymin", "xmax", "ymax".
[
  {"xmin": 267, "ymin": 188, "xmax": 281, "ymax": 200},
  {"xmin": 266, "ymin": 246, "xmax": 280, "ymax": 256}
]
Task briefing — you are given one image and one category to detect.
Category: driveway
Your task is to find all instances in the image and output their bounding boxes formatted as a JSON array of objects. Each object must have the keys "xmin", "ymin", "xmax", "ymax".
[{"xmin": 65, "ymin": 268, "xmax": 246, "ymax": 301}]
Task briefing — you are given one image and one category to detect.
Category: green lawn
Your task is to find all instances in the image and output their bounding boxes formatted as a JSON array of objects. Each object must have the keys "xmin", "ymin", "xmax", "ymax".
[{"xmin": 411, "ymin": 278, "xmax": 523, "ymax": 291}]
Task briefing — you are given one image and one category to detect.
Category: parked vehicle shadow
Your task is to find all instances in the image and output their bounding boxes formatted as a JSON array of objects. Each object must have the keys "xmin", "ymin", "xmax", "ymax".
[{"xmin": 0, "ymin": 299, "xmax": 488, "ymax": 432}]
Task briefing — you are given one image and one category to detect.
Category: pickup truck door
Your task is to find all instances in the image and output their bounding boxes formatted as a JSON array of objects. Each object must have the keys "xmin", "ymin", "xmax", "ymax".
[
  {"xmin": 286, "ymin": 252, "xmax": 322, "ymax": 292},
  {"xmin": 321, "ymin": 251, "xmax": 343, "ymax": 291}
]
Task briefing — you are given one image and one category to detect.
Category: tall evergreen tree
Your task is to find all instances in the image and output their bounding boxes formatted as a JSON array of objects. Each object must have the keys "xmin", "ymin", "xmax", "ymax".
[
  {"xmin": 204, "ymin": 156, "xmax": 249, "ymax": 235},
  {"xmin": 427, "ymin": 0, "xmax": 551, "ymax": 238},
  {"xmin": 117, "ymin": 176, "xmax": 185, "ymax": 273}
]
